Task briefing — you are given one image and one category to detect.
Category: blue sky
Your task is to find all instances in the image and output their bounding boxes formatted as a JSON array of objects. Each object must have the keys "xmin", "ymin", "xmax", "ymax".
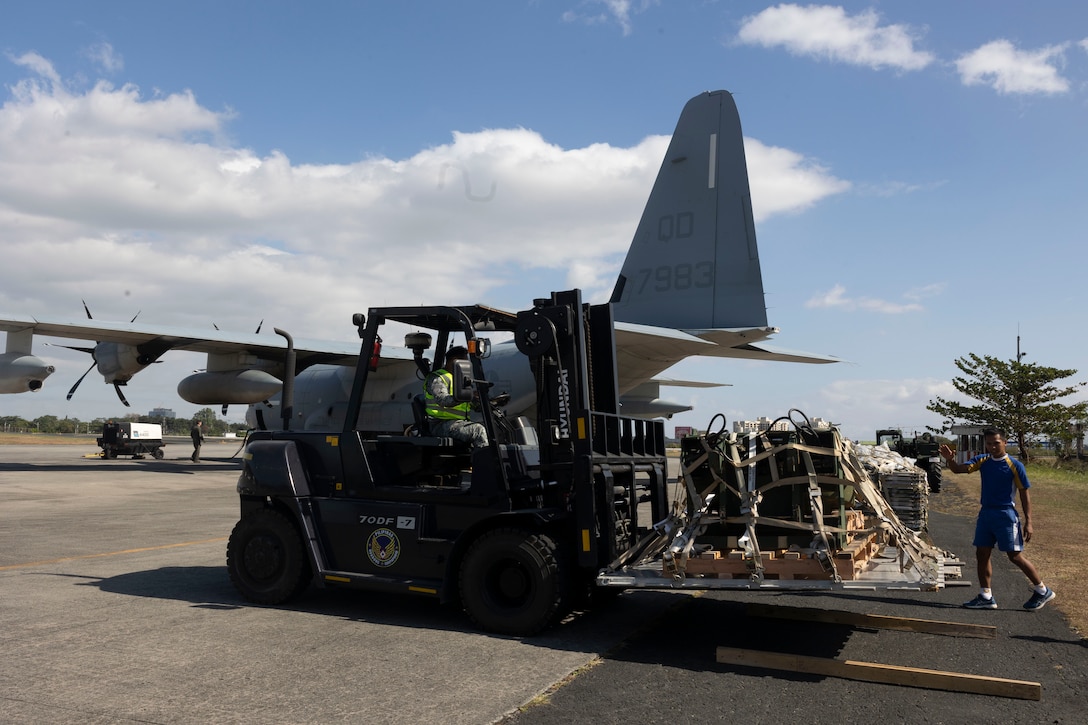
[{"xmin": 1, "ymin": 1, "xmax": 1086, "ymax": 441}]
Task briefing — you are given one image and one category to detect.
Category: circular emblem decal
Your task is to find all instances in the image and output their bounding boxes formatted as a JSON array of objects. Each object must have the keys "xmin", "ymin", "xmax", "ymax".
[{"xmin": 367, "ymin": 528, "xmax": 400, "ymax": 568}]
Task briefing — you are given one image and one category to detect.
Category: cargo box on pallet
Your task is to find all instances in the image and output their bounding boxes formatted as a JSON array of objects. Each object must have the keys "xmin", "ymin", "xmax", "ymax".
[{"xmin": 680, "ymin": 425, "xmax": 854, "ymax": 551}]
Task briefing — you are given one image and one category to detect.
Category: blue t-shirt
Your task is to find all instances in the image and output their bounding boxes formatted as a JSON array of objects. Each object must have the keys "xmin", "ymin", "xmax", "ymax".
[{"xmin": 966, "ymin": 453, "xmax": 1029, "ymax": 509}]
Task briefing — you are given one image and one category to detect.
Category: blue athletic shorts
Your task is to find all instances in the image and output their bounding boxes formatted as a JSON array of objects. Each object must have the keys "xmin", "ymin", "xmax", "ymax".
[{"xmin": 973, "ymin": 507, "xmax": 1024, "ymax": 552}]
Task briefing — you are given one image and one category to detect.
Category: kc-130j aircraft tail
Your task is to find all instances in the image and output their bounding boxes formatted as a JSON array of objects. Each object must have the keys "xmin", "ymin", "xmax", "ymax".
[
  {"xmin": 613, "ymin": 90, "xmax": 768, "ymax": 331},
  {"xmin": 0, "ymin": 90, "xmax": 836, "ymax": 426},
  {"xmin": 605, "ymin": 90, "xmax": 836, "ymax": 416}
]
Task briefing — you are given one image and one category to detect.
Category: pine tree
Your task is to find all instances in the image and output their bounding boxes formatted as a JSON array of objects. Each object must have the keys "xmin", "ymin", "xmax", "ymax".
[{"xmin": 927, "ymin": 354, "xmax": 1087, "ymax": 461}]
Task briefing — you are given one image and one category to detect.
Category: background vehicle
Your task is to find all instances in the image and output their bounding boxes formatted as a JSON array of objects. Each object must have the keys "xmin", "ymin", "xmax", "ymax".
[
  {"xmin": 876, "ymin": 428, "xmax": 942, "ymax": 492},
  {"xmin": 96, "ymin": 422, "xmax": 165, "ymax": 459}
]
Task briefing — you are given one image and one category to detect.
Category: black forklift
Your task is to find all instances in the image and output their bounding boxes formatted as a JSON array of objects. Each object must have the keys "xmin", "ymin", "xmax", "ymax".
[{"xmin": 226, "ymin": 289, "xmax": 669, "ymax": 635}]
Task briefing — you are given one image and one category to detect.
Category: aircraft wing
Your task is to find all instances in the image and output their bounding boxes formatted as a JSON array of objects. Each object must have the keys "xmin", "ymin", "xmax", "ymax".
[{"xmin": 0, "ymin": 314, "xmax": 366, "ymax": 368}]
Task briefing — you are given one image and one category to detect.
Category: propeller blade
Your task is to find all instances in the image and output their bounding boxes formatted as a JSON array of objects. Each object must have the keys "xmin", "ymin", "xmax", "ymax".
[
  {"xmin": 66, "ymin": 361, "xmax": 97, "ymax": 401},
  {"xmin": 221, "ymin": 404, "xmax": 229, "ymax": 416},
  {"xmin": 82, "ymin": 299, "xmax": 93, "ymax": 319},
  {"xmin": 255, "ymin": 320, "xmax": 264, "ymax": 334},
  {"xmin": 45, "ymin": 342, "xmax": 97, "ymax": 355},
  {"xmin": 130, "ymin": 311, "xmax": 141, "ymax": 323},
  {"xmin": 113, "ymin": 383, "xmax": 131, "ymax": 407}
]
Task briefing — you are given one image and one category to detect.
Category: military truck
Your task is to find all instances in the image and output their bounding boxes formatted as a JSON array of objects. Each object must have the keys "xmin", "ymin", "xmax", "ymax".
[{"xmin": 875, "ymin": 429, "xmax": 942, "ymax": 492}]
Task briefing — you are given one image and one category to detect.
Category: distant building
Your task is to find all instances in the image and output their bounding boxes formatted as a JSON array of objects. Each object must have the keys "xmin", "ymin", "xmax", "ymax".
[
  {"xmin": 950, "ymin": 424, "xmax": 985, "ymax": 464},
  {"xmin": 148, "ymin": 407, "xmax": 176, "ymax": 420},
  {"xmin": 733, "ymin": 417, "xmax": 789, "ymax": 434},
  {"xmin": 733, "ymin": 416, "xmax": 834, "ymax": 435}
]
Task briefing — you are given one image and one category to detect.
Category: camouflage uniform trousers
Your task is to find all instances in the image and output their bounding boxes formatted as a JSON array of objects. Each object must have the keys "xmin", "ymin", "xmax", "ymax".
[{"xmin": 430, "ymin": 418, "xmax": 488, "ymax": 447}]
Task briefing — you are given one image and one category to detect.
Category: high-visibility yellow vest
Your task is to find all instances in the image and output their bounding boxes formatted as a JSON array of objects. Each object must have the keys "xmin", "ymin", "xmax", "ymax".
[{"xmin": 424, "ymin": 369, "xmax": 470, "ymax": 420}]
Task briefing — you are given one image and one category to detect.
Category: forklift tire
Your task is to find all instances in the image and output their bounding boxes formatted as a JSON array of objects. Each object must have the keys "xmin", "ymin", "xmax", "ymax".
[
  {"xmin": 459, "ymin": 528, "xmax": 565, "ymax": 637},
  {"xmin": 227, "ymin": 509, "xmax": 311, "ymax": 605},
  {"xmin": 104, "ymin": 448, "xmax": 116, "ymax": 460},
  {"xmin": 151, "ymin": 448, "xmax": 164, "ymax": 460}
]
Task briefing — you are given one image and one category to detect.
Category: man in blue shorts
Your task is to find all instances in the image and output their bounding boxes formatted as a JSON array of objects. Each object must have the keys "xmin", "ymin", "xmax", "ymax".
[{"xmin": 940, "ymin": 428, "xmax": 1055, "ymax": 610}]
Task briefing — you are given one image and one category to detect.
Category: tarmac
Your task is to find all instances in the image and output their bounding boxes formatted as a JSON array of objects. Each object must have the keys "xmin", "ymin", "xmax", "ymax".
[{"xmin": 1, "ymin": 442, "xmax": 1085, "ymax": 724}]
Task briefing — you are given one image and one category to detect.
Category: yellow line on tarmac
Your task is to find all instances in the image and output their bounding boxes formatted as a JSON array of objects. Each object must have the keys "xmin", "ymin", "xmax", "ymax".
[{"xmin": 0, "ymin": 537, "xmax": 229, "ymax": 571}]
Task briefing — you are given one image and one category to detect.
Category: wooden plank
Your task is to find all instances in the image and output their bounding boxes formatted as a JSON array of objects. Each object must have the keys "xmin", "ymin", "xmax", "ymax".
[
  {"xmin": 716, "ymin": 647, "xmax": 1040, "ymax": 701},
  {"xmin": 682, "ymin": 555, "xmax": 835, "ymax": 579},
  {"xmin": 744, "ymin": 603, "xmax": 997, "ymax": 639}
]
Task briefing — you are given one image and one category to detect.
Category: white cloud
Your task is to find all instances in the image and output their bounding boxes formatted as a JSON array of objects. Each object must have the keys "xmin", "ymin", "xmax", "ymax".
[
  {"xmin": 736, "ymin": 4, "xmax": 934, "ymax": 71},
  {"xmin": 805, "ymin": 284, "xmax": 925, "ymax": 314},
  {"xmin": 7, "ymin": 51, "xmax": 61, "ymax": 86},
  {"xmin": 744, "ymin": 139, "xmax": 850, "ymax": 220},
  {"xmin": 955, "ymin": 39, "xmax": 1070, "ymax": 95},
  {"xmin": 818, "ymin": 377, "xmax": 954, "ymax": 438},
  {"xmin": 561, "ymin": 0, "xmax": 658, "ymax": 36},
  {"xmin": 903, "ymin": 283, "xmax": 946, "ymax": 302},
  {"xmin": 856, "ymin": 179, "xmax": 948, "ymax": 198},
  {"xmin": 84, "ymin": 42, "xmax": 124, "ymax": 74},
  {"xmin": 0, "ymin": 55, "xmax": 849, "ymax": 417}
]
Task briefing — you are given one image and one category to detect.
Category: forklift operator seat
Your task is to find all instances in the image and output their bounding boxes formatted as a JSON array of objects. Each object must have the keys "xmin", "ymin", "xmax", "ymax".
[{"xmin": 411, "ymin": 394, "xmax": 432, "ymax": 436}]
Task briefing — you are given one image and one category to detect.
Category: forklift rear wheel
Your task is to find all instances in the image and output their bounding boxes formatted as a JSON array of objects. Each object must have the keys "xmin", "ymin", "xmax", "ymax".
[
  {"xmin": 227, "ymin": 509, "xmax": 310, "ymax": 604},
  {"xmin": 152, "ymin": 448, "xmax": 164, "ymax": 460},
  {"xmin": 459, "ymin": 528, "xmax": 564, "ymax": 636}
]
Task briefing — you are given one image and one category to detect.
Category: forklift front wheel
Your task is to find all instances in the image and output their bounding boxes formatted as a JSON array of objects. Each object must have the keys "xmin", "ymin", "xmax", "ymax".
[
  {"xmin": 459, "ymin": 528, "xmax": 564, "ymax": 637},
  {"xmin": 152, "ymin": 448, "xmax": 165, "ymax": 460},
  {"xmin": 227, "ymin": 509, "xmax": 310, "ymax": 605}
]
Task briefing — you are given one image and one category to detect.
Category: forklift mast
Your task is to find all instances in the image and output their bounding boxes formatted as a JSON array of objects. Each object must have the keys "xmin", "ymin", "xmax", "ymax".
[{"xmin": 515, "ymin": 289, "xmax": 620, "ymax": 466}]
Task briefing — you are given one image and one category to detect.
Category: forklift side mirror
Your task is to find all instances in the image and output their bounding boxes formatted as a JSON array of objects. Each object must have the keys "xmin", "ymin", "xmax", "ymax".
[
  {"xmin": 450, "ymin": 359, "xmax": 474, "ymax": 402},
  {"xmin": 468, "ymin": 338, "xmax": 491, "ymax": 359}
]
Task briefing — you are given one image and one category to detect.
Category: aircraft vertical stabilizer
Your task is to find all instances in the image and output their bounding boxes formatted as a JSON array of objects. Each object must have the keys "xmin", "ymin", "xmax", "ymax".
[{"xmin": 611, "ymin": 91, "xmax": 767, "ymax": 331}]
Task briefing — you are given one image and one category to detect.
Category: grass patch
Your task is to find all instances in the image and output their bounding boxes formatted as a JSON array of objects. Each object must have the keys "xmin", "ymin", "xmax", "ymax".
[
  {"xmin": 0, "ymin": 433, "xmax": 98, "ymax": 445},
  {"xmin": 930, "ymin": 465, "xmax": 1088, "ymax": 638}
]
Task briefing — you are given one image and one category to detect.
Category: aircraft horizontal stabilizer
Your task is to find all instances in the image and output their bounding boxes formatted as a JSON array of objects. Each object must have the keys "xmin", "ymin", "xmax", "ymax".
[
  {"xmin": 694, "ymin": 339, "xmax": 840, "ymax": 365},
  {"xmin": 645, "ymin": 378, "xmax": 729, "ymax": 389},
  {"xmin": 613, "ymin": 321, "xmax": 836, "ymax": 397},
  {"xmin": 620, "ymin": 378, "xmax": 730, "ymax": 420}
]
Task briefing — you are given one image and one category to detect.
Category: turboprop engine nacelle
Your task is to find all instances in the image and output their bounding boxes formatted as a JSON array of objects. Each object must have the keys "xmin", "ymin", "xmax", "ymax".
[
  {"xmin": 0, "ymin": 352, "xmax": 55, "ymax": 393},
  {"xmin": 178, "ymin": 369, "xmax": 283, "ymax": 405},
  {"xmin": 92, "ymin": 341, "xmax": 154, "ymax": 384}
]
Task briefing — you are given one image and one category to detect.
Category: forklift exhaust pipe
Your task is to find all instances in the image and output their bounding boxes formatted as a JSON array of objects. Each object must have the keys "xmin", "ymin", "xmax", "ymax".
[{"xmin": 275, "ymin": 328, "xmax": 296, "ymax": 431}]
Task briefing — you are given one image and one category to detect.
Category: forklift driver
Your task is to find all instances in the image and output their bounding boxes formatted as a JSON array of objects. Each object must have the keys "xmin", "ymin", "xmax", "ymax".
[{"xmin": 423, "ymin": 346, "xmax": 488, "ymax": 448}]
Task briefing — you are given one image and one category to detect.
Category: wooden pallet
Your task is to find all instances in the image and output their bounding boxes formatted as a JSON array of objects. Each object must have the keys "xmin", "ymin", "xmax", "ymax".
[{"xmin": 678, "ymin": 523, "xmax": 879, "ymax": 581}]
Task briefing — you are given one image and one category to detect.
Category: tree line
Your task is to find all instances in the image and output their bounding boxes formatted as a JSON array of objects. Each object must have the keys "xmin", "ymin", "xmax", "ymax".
[
  {"xmin": 928, "ymin": 353, "xmax": 1087, "ymax": 462},
  {"xmin": 0, "ymin": 408, "xmax": 248, "ymax": 437}
]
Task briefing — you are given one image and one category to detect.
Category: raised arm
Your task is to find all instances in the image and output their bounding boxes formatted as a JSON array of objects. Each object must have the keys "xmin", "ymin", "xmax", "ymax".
[{"xmin": 940, "ymin": 444, "xmax": 969, "ymax": 474}]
